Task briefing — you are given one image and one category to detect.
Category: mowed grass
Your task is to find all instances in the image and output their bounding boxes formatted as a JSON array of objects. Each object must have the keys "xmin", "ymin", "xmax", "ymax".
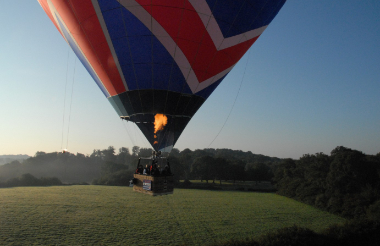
[{"xmin": 0, "ymin": 186, "xmax": 345, "ymax": 246}]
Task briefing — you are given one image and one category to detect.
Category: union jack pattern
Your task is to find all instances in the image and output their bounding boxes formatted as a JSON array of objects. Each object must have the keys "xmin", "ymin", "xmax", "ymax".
[{"xmin": 38, "ymin": 0, "xmax": 286, "ymax": 151}]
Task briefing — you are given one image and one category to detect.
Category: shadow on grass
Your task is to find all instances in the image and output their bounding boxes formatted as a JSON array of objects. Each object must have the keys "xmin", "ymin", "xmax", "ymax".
[{"xmin": 216, "ymin": 219, "xmax": 380, "ymax": 246}]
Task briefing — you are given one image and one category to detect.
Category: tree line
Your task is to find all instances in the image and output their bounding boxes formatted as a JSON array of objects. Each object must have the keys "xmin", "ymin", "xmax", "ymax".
[
  {"xmin": 273, "ymin": 146, "xmax": 380, "ymax": 220},
  {"xmin": 0, "ymin": 146, "xmax": 281, "ymax": 186},
  {"xmin": 0, "ymin": 154, "xmax": 30, "ymax": 165},
  {"xmin": 0, "ymin": 173, "xmax": 62, "ymax": 188},
  {"xmin": 90, "ymin": 147, "xmax": 281, "ymax": 185}
]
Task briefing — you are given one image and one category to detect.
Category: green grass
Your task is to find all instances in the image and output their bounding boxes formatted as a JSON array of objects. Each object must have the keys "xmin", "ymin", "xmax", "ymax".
[
  {"xmin": 184, "ymin": 180, "xmax": 258, "ymax": 186},
  {"xmin": 0, "ymin": 186, "xmax": 345, "ymax": 245},
  {"xmin": 181, "ymin": 180, "xmax": 275, "ymax": 191}
]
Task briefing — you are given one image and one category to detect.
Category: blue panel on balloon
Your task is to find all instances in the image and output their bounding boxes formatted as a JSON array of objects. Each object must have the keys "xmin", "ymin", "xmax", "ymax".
[
  {"xmin": 97, "ymin": 0, "xmax": 120, "ymax": 12},
  {"xmin": 128, "ymin": 36, "xmax": 152, "ymax": 64},
  {"xmin": 206, "ymin": 0, "xmax": 286, "ymax": 38},
  {"xmin": 195, "ymin": 74, "xmax": 227, "ymax": 99},
  {"xmin": 98, "ymin": 0, "xmax": 192, "ymax": 94}
]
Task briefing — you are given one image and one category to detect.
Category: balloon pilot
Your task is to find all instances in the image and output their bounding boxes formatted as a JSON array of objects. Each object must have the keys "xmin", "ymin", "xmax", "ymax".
[{"xmin": 134, "ymin": 150, "xmax": 171, "ymax": 176}]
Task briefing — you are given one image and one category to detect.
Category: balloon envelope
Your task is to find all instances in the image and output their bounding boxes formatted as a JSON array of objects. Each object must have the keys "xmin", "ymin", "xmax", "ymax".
[{"xmin": 38, "ymin": 0, "xmax": 286, "ymax": 152}]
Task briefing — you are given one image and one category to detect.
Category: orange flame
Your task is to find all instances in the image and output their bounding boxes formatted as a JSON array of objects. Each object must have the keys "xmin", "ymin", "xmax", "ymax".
[
  {"xmin": 154, "ymin": 114, "xmax": 167, "ymax": 134},
  {"xmin": 153, "ymin": 114, "xmax": 167, "ymax": 145}
]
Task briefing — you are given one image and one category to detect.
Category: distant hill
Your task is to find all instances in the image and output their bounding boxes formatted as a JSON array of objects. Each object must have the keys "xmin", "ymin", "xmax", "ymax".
[{"xmin": 0, "ymin": 155, "xmax": 30, "ymax": 165}]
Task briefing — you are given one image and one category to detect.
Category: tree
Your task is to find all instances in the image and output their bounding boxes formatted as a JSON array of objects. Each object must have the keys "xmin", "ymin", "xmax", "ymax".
[
  {"xmin": 179, "ymin": 153, "xmax": 193, "ymax": 180},
  {"xmin": 76, "ymin": 153, "xmax": 86, "ymax": 159},
  {"xmin": 167, "ymin": 156, "xmax": 184, "ymax": 182},
  {"xmin": 138, "ymin": 148, "xmax": 153, "ymax": 157},
  {"xmin": 327, "ymin": 148, "xmax": 367, "ymax": 195},
  {"xmin": 192, "ymin": 156, "xmax": 215, "ymax": 183},
  {"xmin": 19, "ymin": 173, "xmax": 40, "ymax": 186},
  {"xmin": 132, "ymin": 146, "xmax": 140, "ymax": 156},
  {"xmin": 35, "ymin": 151, "xmax": 46, "ymax": 157},
  {"xmin": 101, "ymin": 161, "xmax": 128, "ymax": 176},
  {"xmin": 293, "ymin": 153, "xmax": 331, "ymax": 206},
  {"xmin": 246, "ymin": 163, "xmax": 273, "ymax": 183},
  {"xmin": 330, "ymin": 146, "xmax": 353, "ymax": 156},
  {"xmin": 180, "ymin": 148, "xmax": 192, "ymax": 155},
  {"xmin": 228, "ymin": 161, "xmax": 245, "ymax": 184},
  {"xmin": 273, "ymin": 158, "xmax": 299, "ymax": 198},
  {"xmin": 170, "ymin": 148, "xmax": 180, "ymax": 157},
  {"xmin": 214, "ymin": 158, "xmax": 230, "ymax": 184},
  {"xmin": 116, "ymin": 147, "xmax": 132, "ymax": 166},
  {"xmin": 119, "ymin": 147, "xmax": 130, "ymax": 155},
  {"xmin": 90, "ymin": 149, "xmax": 102, "ymax": 159},
  {"xmin": 101, "ymin": 146, "xmax": 116, "ymax": 162}
]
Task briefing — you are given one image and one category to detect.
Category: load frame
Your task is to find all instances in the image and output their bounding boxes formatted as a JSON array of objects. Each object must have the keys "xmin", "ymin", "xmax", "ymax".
[{"xmin": 132, "ymin": 151, "xmax": 174, "ymax": 196}]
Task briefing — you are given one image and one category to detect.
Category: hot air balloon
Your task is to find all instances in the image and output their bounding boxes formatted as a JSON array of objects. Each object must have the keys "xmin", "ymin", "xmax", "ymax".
[{"xmin": 37, "ymin": 0, "xmax": 286, "ymax": 153}]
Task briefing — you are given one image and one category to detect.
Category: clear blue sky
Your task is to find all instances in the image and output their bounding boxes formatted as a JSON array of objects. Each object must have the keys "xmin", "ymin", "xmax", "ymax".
[{"xmin": 1, "ymin": 1, "xmax": 379, "ymax": 159}]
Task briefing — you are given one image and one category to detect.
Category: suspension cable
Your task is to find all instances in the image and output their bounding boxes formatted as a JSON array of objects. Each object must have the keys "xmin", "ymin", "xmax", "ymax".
[
  {"xmin": 65, "ymin": 57, "xmax": 77, "ymax": 150},
  {"xmin": 61, "ymin": 50, "xmax": 70, "ymax": 151},
  {"xmin": 207, "ymin": 49, "xmax": 252, "ymax": 148},
  {"xmin": 121, "ymin": 119, "xmax": 136, "ymax": 147}
]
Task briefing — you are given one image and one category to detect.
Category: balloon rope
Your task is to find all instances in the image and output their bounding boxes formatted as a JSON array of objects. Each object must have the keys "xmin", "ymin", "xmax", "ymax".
[
  {"xmin": 121, "ymin": 119, "xmax": 136, "ymax": 147},
  {"xmin": 207, "ymin": 49, "xmax": 251, "ymax": 148},
  {"xmin": 66, "ymin": 58, "xmax": 77, "ymax": 150},
  {"xmin": 61, "ymin": 50, "xmax": 70, "ymax": 151}
]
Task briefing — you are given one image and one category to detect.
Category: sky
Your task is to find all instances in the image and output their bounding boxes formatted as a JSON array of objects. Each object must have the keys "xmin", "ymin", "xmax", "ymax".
[{"xmin": 1, "ymin": 1, "xmax": 379, "ymax": 159}]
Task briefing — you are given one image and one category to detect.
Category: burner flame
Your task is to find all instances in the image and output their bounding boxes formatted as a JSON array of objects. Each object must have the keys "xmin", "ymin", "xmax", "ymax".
[{"xmin": 153, "ymin": 114, "xmax": 167, "ymax": 145}]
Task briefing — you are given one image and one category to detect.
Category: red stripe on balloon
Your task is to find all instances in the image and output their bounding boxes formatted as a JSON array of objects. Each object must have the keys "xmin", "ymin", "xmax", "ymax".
[
  {"xmin": 138, "ymin": 0, "xmax": 258, "ymax": 83},
  {"xmin": 50, "ymin": 0, "xmax": 126, "ymax": 96},
  {"xmin": 37, "ymin": 0, "xmax": 63, "ymax": 36}
]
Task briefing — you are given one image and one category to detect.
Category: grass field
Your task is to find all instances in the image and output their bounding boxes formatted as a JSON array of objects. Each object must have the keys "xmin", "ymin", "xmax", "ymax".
[
  {"xmin": 0, "ymin": 186, "xmax": 346, "ymax": 246},
  {"xmin": 180, "ymin": 180, "xmax": 276, "ymax": 191}
]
